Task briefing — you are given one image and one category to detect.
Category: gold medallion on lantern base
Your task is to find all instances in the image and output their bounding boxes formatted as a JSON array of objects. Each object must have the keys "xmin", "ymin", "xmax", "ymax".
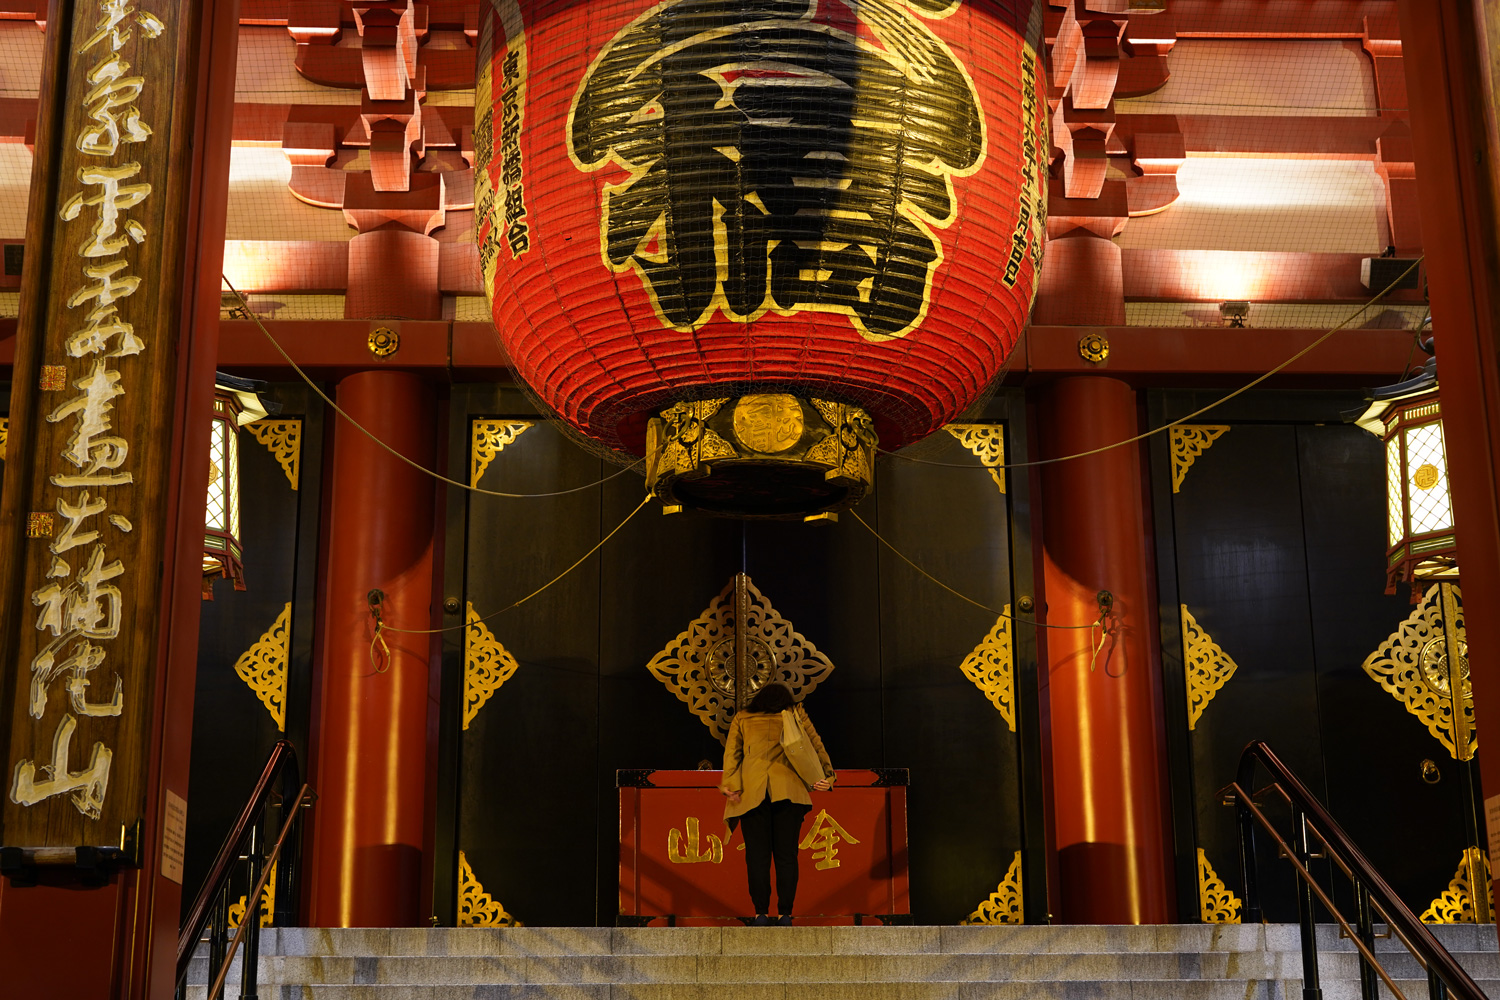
[{"xmin": 645, "ymin": 395, "xmax": 876, "ymax": 519}]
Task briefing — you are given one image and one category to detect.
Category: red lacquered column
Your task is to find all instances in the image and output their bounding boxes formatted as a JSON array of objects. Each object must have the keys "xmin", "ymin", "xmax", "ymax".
[
  {"xmin": 1038, "ymin": 376, "xmax": 1173, "ymax": 923},
  {"xmin": 308, "ymin": 371, "xmax": 436, "ymax": 927},
  {"xmin": 1398, "ymin": 1, "xmax": 1500, "ymax": 944}
]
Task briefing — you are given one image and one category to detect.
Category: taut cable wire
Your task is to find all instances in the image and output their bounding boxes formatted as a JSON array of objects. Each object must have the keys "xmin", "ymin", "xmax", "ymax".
[
  {"xmin": 880, "ymin": 256, "xmax": 1426, "ymax": 471},
  {"xmin": 848, "ymin": 511, "xmax": 1096, "ymax": 630},
  {"xmin": 376, "ymin": 494, "xmax": 654, "ymax": 642},
  {"xmin": 222, "ymin": 276, "xmax": 642, "ymax": 498}
]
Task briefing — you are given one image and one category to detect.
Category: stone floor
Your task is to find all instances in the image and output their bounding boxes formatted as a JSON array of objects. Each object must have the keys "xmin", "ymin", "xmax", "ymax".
[{"xmin": 183, "ymin": 924, "xmax": 1500, "ymax": 1000}]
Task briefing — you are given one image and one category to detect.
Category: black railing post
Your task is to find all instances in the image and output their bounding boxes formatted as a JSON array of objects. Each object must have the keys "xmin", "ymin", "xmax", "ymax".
[
  {"xmin": 1233, "ymin": 752, "xmax": 1263, "ymax": 925},
  {"xmin": 1431, "ymin": 965, "xmax": 1450, "ymax": 1000},
  {"xmin": 240, "ymin": 824, "xmax": 263, "ymax": 1000},
  {"xmin": 209, "ymin": 890, "xmax": 230, "ymax": 1000},
  {"xmin": 1354, "ymin": 881, "xmax": 1379, "ymax": 1000},
  {"xmin": 1292, "ymin": 806, "xmax": 1323, "ymax": 1000}
]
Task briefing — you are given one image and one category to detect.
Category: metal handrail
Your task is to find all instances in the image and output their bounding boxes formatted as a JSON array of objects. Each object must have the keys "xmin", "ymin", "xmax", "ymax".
[
  {"xmin": 176, "ymin": 740, "xmax": 306, "ymax": 994},
  {"xmin": 1233, "ymin": 740, "xmax": 1488, "ymax": 1000},
  {"xmin": 205, "ymin": 783, "xmax": 313, "ymax": 1000}
]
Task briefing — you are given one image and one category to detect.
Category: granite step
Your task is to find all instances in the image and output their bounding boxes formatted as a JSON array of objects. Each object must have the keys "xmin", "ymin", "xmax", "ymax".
[
  {"xmin": 182, "ymin": 983, "xmax": 1500, "ymax": 1000},
  {"xmin": 181, "ymin": 925, "xmax": 1499, "ymax": 1000}
]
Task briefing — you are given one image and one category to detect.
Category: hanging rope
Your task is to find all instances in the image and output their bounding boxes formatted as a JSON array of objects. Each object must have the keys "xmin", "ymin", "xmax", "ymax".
[
  {"xmin": 374, "ymin": 494, "xmax": 654, "ymax": 648},
  {"xmin": 879, "ymin": 256, "xmax": 1426, "ymax": 472},
  {"xmin": 222, "ymin": 277, "xmax": 642, "ymax": 498},
  {"xmin": 848, "ymin": 511, "xmax": 1099, "ymax": 631}
]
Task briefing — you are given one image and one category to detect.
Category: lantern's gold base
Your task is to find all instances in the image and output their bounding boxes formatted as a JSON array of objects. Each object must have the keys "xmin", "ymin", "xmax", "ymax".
[{"xmin": 644, "ymin": 395, "xmax": 876, "ymax": 519}]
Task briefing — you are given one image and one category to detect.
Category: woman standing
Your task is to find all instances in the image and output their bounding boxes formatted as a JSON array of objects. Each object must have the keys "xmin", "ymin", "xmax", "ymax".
[{"xmin": 719, "ymin": 683, "xmax": 834, "ymax": 925}]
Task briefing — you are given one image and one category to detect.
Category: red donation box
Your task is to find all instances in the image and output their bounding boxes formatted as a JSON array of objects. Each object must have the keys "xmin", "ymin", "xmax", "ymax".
[
  {"xmin": 618, "ymin": 769, "xmax": 910, "ymax": 925},
  {"xmin": 476, "ymin": 0, "xmax": 1048, "ymax": 517}
]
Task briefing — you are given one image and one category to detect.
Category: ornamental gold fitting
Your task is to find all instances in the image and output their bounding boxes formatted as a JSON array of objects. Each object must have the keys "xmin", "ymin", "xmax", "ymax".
[
  {"xmin": 368, "ymin": 326, "xmax": 400, "ymax": 358},
  {"xmin": 1078, "ymin": 332, "xmax": 1109, "ymax": 364},
  {"xmin": 645, "ymin": 394, "xmax": 876, "ymax": 519}
]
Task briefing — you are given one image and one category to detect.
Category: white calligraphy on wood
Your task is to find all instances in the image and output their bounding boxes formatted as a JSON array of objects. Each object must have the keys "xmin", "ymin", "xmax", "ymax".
[{"xmin": 10, "ymin": 0, "xmax": 161, "ymax": 820}]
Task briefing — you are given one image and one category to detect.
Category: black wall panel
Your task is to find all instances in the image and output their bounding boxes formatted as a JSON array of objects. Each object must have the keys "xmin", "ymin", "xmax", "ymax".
[
  {"xmin": 450, "ymin": 388, "xmax": 1033, "ymax": 926},
  {"xmin": 183, "ymin": 385, "xmax": 323, "ymax": 916},
  {"xmin": 1154, "ymin": 392, "xmax": 1483, "ymax": 923}
]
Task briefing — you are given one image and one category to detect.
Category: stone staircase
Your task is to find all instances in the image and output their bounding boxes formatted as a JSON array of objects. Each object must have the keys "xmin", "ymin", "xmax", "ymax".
[{"xmin": 184, "ymin": 924, "xmax": 1499, "ymax": 1000}]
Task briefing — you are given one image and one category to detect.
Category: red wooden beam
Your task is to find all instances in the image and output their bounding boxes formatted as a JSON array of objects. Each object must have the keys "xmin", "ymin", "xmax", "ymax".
[
  {"xmin": 0, "ymin": 318, "xmax": 1423, "ymax": 384},
  {"xmin": 1022, "ymin": 324, "xmax": 1420, "ymax": 380}
]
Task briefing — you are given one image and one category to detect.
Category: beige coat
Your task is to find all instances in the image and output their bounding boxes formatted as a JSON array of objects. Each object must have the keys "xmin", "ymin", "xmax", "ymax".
[{"xmin": 720, "ymin": 704, "xmax": 834, "ymax": 822}]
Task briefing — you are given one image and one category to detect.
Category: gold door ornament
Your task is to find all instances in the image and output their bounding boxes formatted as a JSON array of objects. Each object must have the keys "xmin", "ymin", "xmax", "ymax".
[
  {"xmin": 1197, "ymin": 848, "xmax": 1243, "ymax": 924},
  {"xmin": 1361, "ymin": 584, "xmax": 1474, "ymax": 760},
  {"xmin": 471, "ymin": 419, "xmax": 534, "ymax": 487},
  {"xmin": 232, "ymin": 603, "xmax": 291, "ymax": 732},
  {"xmin": 0, "ymin": 417, "xmax": 7, "ymax": 461},
  {"xmin": 1171, "ymin": 425, "xmax": 1230, "ymax": 493},
  {"xmin": 962, "ymin": 852, "xmax": 1024, "ymax": 924},
  {"xmin": 457, "ymin": 850, "xmax": 521, "ymax": 927},
  {"xmin": 960, "ymin": 608, "xmax": 1014, "ymax": 731},
  {"xmin": 1182, "ymin": 605, "xmax": 1239, "ymax": 729},
  {"xmin": 646, "ymin": 573, "xmax": 835, "ymax": 742},
  {"xmin": 464, "ymin": 603, "xmax": 519, "ymax": 730},
  {"xmin": 942, "ymin": 424, "xmax": 1006, "ymax": 494},
  {"xmin": 245, "ymin": 418, "xmax": 301, "ymax": 491},
  {"xmin": 1421, "ymin": 847, "xmax": 1493, "ymax": 924},
  {"xmin": 227, "ymin": 859, "xmax": 276, "ymax": 929}
]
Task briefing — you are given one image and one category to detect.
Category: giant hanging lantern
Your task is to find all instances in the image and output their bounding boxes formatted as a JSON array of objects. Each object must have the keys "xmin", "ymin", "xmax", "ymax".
[{"xmin": 476, "ymin": 0, "xmax": 1048, "ymax": 516}]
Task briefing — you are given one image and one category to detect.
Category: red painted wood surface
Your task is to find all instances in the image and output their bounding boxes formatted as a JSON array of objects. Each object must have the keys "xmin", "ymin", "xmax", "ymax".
[
  {"xmin": 1397, "ymin": 0, "xmax": 1500, "ymax": 950},
  {"xmin": 1038, "ymin": 377, "xmax": 1173, "ymax": 924},
  {"xmin": 618, "ymin": 770, "xmax": 909, "ymax": 924},
  {"xmin": 306, "ymin": 371, "xmax": 437, "ymax": 927}
]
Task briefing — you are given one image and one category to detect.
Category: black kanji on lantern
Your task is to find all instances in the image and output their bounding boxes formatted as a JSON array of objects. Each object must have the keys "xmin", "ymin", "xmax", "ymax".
[{"xmin": 568, "ymin": 0, "xmax": 985, "ymax": 342}]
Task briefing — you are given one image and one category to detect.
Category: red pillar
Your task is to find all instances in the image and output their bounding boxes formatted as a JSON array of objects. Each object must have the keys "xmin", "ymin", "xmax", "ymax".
[
  {"xmin": 307, "ymin": 371, "xmax": 436, "ymax": 926},
  {"xmin": 1398, "ymin": 0, "xmax": 1500, "ymax": 923},
  {"xmin": 1038, "ymin": 376, "xmax": 1173, "ymax": 923}
]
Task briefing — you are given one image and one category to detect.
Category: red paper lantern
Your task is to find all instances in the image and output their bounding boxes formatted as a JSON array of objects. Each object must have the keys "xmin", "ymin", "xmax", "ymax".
[{"xmin": 477, "ymin": 0, "xmax": 1046, "ymax": 515}]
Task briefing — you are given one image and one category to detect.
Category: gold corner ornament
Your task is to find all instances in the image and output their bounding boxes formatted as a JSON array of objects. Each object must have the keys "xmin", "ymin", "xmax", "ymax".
[
  {"xmin": 1170, "ymin": 425, "xmax": 1230, "ymax": 493},
  {"xmin": 471, "ymin": 419, "xmax": 534, "ymax": 488},
  {"xmin": 644, "ymin": 396, "xmax": 876, "ymax": 517},
  {"xmin": 457, "ymin": 850, "xmax": 521, "ymax": 927},
  {"xmin": 245, "ymin": 419, "xmax": 302, "ymax": 491},
  {"xmin": 942, "ymin": 424, "xmax": 1006, "ymax": 495},
  {"xmin": 962, "ymin": 851, "xmax": 1024, "ymax": 925},
  {"xmin": 646, "ymin": 574, "xmax": 835, "ymax": 743},
  {"xmin": 1421, "ymin": 847, "xmax": 1494, "ymax": 924},
  {"xmin": 233, "ymin": 603, "xmax": 290, "ymax": 732},
  {"xmin": 1197, "ymin": 849, "xmax": 1243, "ymax": 924},
  {"xmin": 1182, "ymin": 606, "xmax": 1239, "ymax": 730},
  {"xmin": 960, "ymin": 607, "xmax": 1014, "ymax": 731},
  {"xmin": 0, "ymin": 416, "xmax": 7, "ymax": 461},
  {"xmin": 1362, "ymin": 584, "xmax": 1475, "ymax": 761},
  {"xmin": 464, "ymin": 602, "xmax": 519, "ymax": 730},
  {"xmin": 227, "ymin": 859, "xmax": 276, "ymax": 930}
]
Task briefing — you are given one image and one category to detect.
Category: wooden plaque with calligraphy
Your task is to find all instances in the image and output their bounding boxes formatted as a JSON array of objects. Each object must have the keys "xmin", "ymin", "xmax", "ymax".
[
  {"xmin": 0, "ymin": 0, "xmax": 199, "ymax": 849},
  {"xmin": 617, "ymin": 770, "xmax": 910, "ymax": 924}
]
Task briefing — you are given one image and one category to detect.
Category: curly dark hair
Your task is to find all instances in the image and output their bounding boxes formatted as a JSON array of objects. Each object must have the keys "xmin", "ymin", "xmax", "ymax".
[{"xmin": 745, "ymin": 682, "xmax": 796, "ymax": 714}]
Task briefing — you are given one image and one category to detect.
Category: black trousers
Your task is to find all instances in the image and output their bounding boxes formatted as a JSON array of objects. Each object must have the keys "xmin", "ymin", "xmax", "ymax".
[{"xmin": 737, "ymin": 797, "xmax": 809, "ymax": 915}]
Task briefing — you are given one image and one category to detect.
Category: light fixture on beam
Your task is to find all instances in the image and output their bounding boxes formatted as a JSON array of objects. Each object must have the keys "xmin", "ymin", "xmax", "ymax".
[
  {"xmin": 1219, "ymin": 300, "xmax": 1249, "ymax": 328},
  {"xmin": 204, "ymin": 373, "xmax": 272, "ymax": 600},
  {"xmin": 1351, "ymin": 345, "xmax": 1457, "ymax": 594},
  {"xmin": 1360, "ymin": 256, "xmax": 1422, "ymax": 295}
]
